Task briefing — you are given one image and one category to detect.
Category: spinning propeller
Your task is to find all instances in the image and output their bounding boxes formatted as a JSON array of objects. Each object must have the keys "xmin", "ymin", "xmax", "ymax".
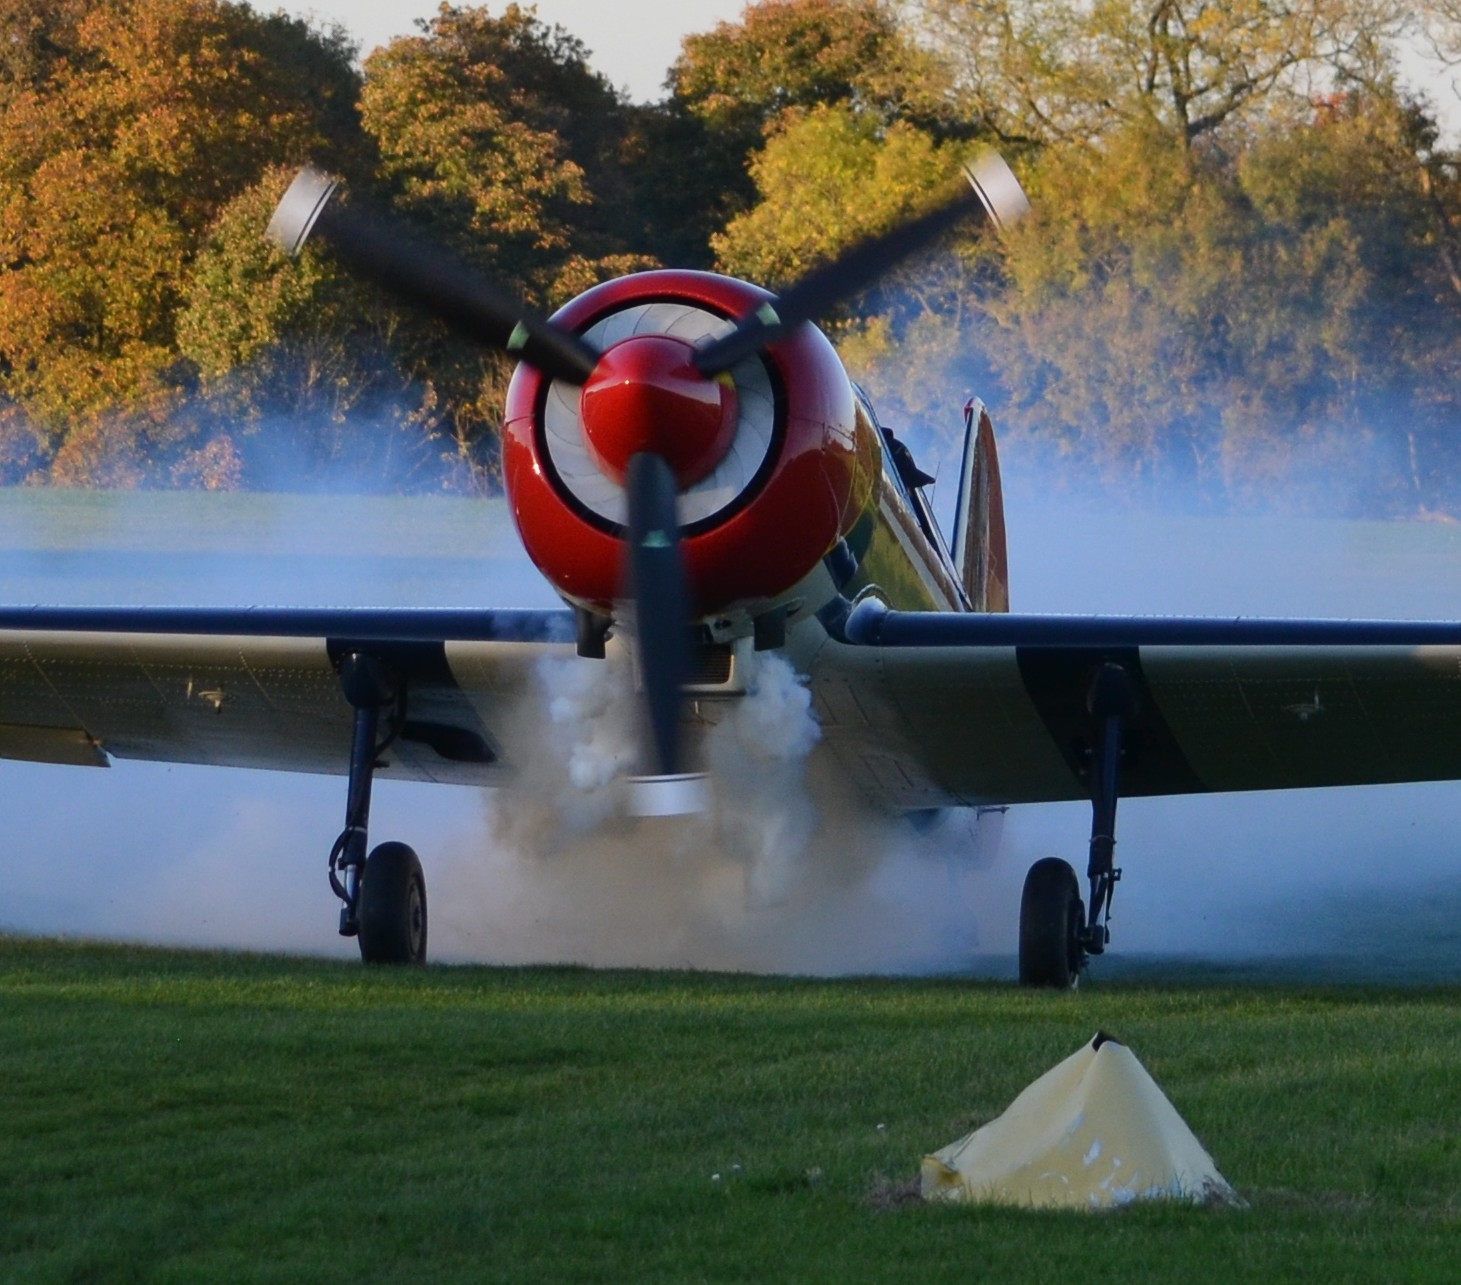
[{"xmin": 266, "ymin": 152, "xmax": 1028, "ymax": 811}]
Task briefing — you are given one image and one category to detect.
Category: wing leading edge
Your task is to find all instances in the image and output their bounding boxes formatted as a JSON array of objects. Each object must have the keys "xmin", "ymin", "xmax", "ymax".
[
  {"xmin": 7, "ymin": 596, "xmax": 1461, "ymax": 806},
  {"xmin": 810, "ymin": 600, "xmax": 1461, "ymax": 806}
]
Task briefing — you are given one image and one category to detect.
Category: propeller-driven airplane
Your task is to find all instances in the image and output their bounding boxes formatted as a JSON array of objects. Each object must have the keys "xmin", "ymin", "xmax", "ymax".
[{"xmin": 4, "ymin": 154, "xmax": 1461, "ymax": 986}]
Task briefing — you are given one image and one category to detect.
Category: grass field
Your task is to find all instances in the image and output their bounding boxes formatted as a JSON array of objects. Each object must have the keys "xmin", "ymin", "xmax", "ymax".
[{"xmin": 2, "ymin": 938, "xmax": 1458, "ymax": 1282}]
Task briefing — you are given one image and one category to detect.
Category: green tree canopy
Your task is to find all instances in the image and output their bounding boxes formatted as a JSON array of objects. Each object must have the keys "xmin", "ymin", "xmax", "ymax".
[
  {"xmin": 712, "ymin": 103, "xmax": 968, "ymax": 287},
  {"xmin": 362, "ymin": 4, "xmax": 595, "ymax": 301},
  {"xmin": 976, "ymin": 90, "xmax": 1461, "ymax": 512},
  {"xmin": 673, "ymin": 0, "xmax": 953, "ymax": 139},
  {"xmin": 5, "ymin": 0, "xmax": 1461, "ymax": 516},
  {"xmin": 0, "ymin": 0, "xmax": 361, "ymax": 483},
  {"xmin": 650, "ymin": 0, "xmax": 964, "ymax": 266},
  {"xmin": 909, "ymin": 0, "xmax": 1412, "ymax": 147},
  {"xmin": 176, "ymin": 4, "xmax": 664, "ymax": 493}
]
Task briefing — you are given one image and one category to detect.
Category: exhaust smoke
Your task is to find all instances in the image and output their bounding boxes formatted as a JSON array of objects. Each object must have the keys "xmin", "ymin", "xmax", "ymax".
[
  {"xmin": 0, "ymin": 489, "xmax": 1458, "ymax": 980},
  {"xmin": 427, "ymin": 647, "xmax": 998, "ymax": 973}
]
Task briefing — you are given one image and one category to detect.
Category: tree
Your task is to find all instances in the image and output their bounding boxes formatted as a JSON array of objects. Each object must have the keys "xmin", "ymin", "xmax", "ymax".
[
  {"xmin": 711, "ymin": 103, "xmax": 965, "ymax": 287},
  {"xmin": 709, "ymin": 97, "xmax": 1010, "ymax": 491},
  {"xmin": 674, "ymin": 0, "xmax": 953, "ymax": 140},
  {"xmin": 711, "ymin": 1, "xmax": 1461, "ymax": 514},
  {"xmin": 976, "ymin": 90, "xmax": 1461, "ymax": 513},
  {"xmin": 908, "ymin": 0, "xmax": 1411, "ymax": 148},
  {"xmin": 176, "ymin": 168, "xmax": 459, "ymax": 493},
  {"xmin": 332, "ymin": 4, "xmax": 658, "ymax": 487},
  {"xmin": 0, "ymin": 0, "xmax": 362, "ymax": 483},
  {"xmin": 359, "ymin": 3, "xmax": 654, "ymax": 303},
  {"xmin": 0, "ymin": 2, "xmax": 664, "ymax": 492},
  {"xmin": 655, "ymin": 0, "xmax": 962, "ymax": 265}
]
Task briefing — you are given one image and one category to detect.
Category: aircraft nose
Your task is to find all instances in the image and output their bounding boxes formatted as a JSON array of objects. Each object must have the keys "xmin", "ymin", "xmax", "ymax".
[{"xmin": 578, "ymin": 334, "xmax": 739, "ymax": 489}]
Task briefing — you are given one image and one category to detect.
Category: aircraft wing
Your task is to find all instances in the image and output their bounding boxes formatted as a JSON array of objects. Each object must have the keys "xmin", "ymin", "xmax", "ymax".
[
  {"xmin": 811, "ymin": 602, "xmax": 1461, "ymax": 808},
  {"xmin": 0, "ymin": 606, "xmax": 577, "ymax": 783},
  {"xmin": 8, "ymin": 598, "xmax": 1461, "ymax": 809}
]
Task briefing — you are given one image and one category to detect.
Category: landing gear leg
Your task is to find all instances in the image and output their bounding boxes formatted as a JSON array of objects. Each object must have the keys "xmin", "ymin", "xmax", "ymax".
[
  {"xmin": 1017, "ymin": 661, "xmax": 1132, "ymax": 989},
  {"xmin": 1080, "ymin": 661, "xmax": 1131, "ymax": 962},
  {"xmin": 328, "ymin": 651, "xmax": 428, "ymax": 965}
]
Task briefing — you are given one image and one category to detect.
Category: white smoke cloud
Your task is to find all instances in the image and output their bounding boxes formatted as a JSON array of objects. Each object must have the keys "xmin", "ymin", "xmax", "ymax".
[
  {"xmin": 426, "ymin": 647, "xmax": 1002, "ymax": 974},
  {"xmin": 703, "ymin": 650, "xmax": 822, "ymax": 906},
  {"xmin": 2, "ymin": 489, "xmax": 1459, "ymax": 981}
]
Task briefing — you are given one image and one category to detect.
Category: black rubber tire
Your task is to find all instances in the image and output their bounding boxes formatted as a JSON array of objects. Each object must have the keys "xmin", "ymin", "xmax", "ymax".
[
  {"xmin": 357, "ymin": 842, "xmax": 428, "ymax": 965},
  {"xmin": 1018, "ymin": 857, "xmax": 1084, "ymax": 988}
]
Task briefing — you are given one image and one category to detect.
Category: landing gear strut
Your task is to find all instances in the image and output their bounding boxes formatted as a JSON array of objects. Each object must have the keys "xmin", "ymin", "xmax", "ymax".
[
  {"xmin": 329, "ymin": 650, "xmax": 428, "ymax": 965},
  {"xmin": 1018, "ymin": 660, "xmax": 1132, "ymax": 988}
]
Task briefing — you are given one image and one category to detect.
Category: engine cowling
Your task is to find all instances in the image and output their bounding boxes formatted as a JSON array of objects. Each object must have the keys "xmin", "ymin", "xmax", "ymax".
[{"xmin": 502, "ymin": 270, "xmax": 879, "ymax": 629}]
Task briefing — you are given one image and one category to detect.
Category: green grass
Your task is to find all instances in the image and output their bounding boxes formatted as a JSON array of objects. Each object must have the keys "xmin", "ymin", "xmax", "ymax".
[{"xmin": 2, "ymin": 938, "xmax": 1459, "ymax": 1283}]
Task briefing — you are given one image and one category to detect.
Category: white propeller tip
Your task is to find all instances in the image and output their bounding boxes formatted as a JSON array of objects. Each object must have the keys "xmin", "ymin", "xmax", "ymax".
[
  {"xmin": 627, "ymin": 772, "xmax": 711, "ymax": 817},
  {"xmin": 963, "ymin": 151, "xmax": 1031, "ymax": 233},
  {"xmin": 266, "ymin": 167, "xmax": 338, "ymax": 256}
]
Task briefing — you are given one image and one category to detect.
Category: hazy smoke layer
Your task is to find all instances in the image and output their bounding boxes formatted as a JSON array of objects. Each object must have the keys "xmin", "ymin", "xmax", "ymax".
[
  {"xmin": 2, "ymin": 490, "xmax": 1460, "ymax": 980},
  {"xmin": 428, "ymin": 650, "xmax": 1001, "ymax": 973}
]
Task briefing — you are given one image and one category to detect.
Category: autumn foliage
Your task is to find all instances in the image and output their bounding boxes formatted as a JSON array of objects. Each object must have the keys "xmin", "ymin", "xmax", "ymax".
[{"xmin": 3, "ymin": 0, "xmax": 1461, "ymax": 514}]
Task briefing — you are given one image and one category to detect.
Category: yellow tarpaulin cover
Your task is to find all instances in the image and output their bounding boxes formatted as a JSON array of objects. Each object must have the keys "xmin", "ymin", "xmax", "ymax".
[{"xmin": 921, "ymin": 1033, "xmax": 1237, "ymax": 1210}]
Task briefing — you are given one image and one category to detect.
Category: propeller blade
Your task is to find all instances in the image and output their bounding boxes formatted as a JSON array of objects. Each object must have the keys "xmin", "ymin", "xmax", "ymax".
[
  {"xmin": 625, "ymin": 451, "xmax": 691, "ymax": 779},
  {"xmin": 265, "ymin": 167, "xmax": 601, "ymax": 385},
  {"xmin": 694, "ymin": 149, "xmax": 1030, "ymax": 376}
]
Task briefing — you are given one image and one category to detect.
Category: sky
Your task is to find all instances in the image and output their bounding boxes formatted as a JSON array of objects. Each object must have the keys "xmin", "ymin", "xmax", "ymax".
[{"xmin": 276, "ymin": 1, "xmax": 750, "ymax": 102}]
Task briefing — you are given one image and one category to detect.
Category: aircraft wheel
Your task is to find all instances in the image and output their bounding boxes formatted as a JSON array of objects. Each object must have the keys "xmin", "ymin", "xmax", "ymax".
[
  {"xmin": 358, "ymin": 842, "xmax": 428, "ymax": 965},
  {"xmin": 1018, "ymin": 857, "xmax": 1084, "ymax": 989}
]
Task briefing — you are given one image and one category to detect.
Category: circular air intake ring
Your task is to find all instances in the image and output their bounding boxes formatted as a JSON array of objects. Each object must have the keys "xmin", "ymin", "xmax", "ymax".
[{"xmin": 541, "ymin": 301, "xmax": 777, "ymax": 532}]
